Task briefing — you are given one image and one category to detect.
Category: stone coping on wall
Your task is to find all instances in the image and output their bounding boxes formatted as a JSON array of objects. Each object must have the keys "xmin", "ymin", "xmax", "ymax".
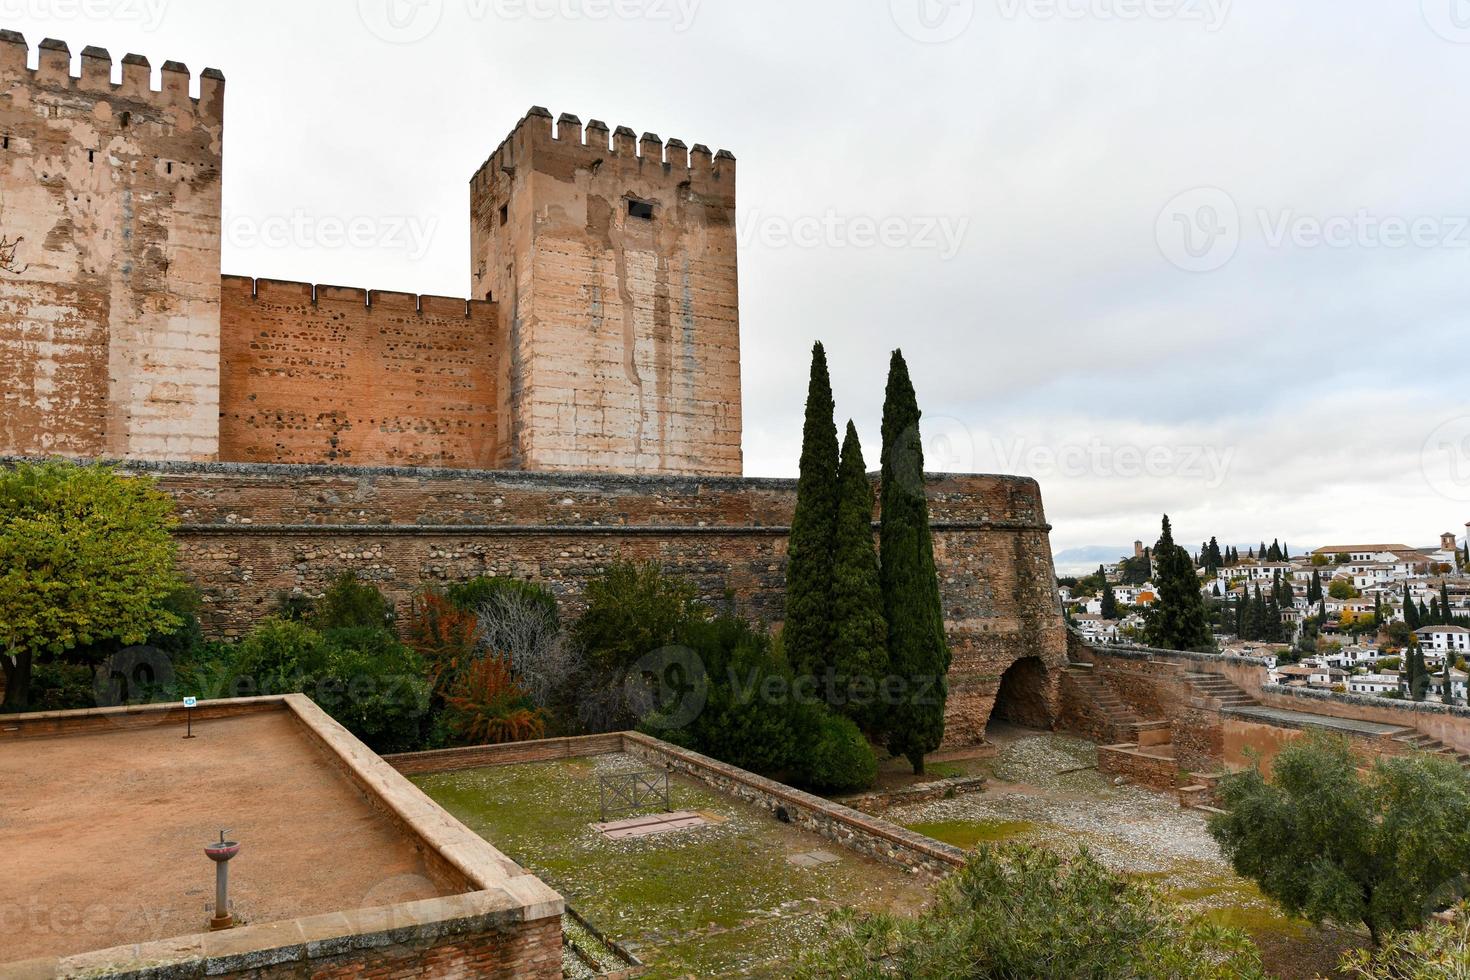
[
  {"xmin": 1, "ymin": 696, "xmax": 564, "ymax": 979},
  {"xmin": 1261, "ymin": 683, "xmax": 1470, "ymax": 723},
  {"xmin": 172, "ymin": 519, "xmax": 1052, "ymax": 536},
  {"xmin": 1, "ymin": 455, "xmax": 1045, "ymax": 500},
  {"xmin": 389, "ymin": 732, "xmax": 970, "ymax": 879},
  {"xmin": 1068, "ymin": 633, "xmax": 1269, "ymax": 673}
]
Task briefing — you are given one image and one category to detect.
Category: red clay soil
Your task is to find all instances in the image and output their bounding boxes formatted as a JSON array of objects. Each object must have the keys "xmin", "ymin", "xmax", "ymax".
[{"xmin": 0, "ymin": 711, "xmax": 444, "ymax": 963}]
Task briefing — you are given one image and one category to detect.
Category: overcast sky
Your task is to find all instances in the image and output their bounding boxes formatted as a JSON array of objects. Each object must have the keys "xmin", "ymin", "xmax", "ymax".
[{"xmin": 13, "ymin": 0, "xmax": 1470, "ymax": 560}]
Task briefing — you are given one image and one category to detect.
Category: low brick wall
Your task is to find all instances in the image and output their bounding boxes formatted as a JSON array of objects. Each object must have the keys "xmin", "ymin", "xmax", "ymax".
[
  {"xmin": 620, "ymin": 734, "xmax": 967, "ymax": 878},
  {"xmin": 393, "ymin": 732, "xmax": 970, "ymax": 880},
  {"xmin": 1098, "ymin": 744, "xmax": 1178, "ymax": 793},
  {"xmin": 1257, "ymin": 685, "xmax": 1470, "ymax": 755}
]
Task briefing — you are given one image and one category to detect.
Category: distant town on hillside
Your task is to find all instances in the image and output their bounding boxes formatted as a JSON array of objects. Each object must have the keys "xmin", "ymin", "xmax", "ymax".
[{"xmin": 1059, "ymin": 529, "xmax": 1470, "ymax": 705}]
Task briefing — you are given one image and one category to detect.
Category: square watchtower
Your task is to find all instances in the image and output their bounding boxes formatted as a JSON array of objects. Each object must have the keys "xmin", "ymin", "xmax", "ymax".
[{"xmin": 470, "ymin": 107, "xmax": 741, "ymax": 476}]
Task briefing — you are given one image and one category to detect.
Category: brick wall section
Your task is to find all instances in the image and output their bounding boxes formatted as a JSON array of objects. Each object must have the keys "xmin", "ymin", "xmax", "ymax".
[
  {"xmin": 82, "ymin": 460, "xmax": 1069, "ymax": 746},
  {"xmin": 218, "ymin": 277, "xmax": 500, "ymax": 469},
  {"xmin": 471, "ymin": 108, "xmax": 741, "ymax": 476},
  {"xmin": 0, "ymin": 33, "xmax": 224, "ymax": 462},
  {"xmin": 1097, "ymin": 744, "xmax": 1179, "ymax": 792}
]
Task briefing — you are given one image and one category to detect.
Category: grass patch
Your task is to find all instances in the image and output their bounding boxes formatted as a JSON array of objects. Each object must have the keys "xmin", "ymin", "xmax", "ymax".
[{"xmin": 905, "ymin": 819, "xmax": 1036, "ymax": 849}]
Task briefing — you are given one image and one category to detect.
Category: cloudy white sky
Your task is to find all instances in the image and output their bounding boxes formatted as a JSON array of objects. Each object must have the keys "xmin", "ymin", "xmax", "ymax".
[{"xmin": 13, "ymin": 0, "xmax": 1470, "ymax": 562}]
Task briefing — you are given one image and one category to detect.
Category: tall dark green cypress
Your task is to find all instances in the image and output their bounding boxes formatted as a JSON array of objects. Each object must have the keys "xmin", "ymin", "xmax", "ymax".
[
  {"xmin": 879, "ymin": 351, "xmax": 949, "ymax": 775},
  {"xmin": 830, "ymin": 422, "xmax": 890, "ymax": 731},
  {"xmin": 1405, "ymin": 585, "xmax": 1422, "ymax": 631},
  {"xmin": 785, "ymin": 343, "xmax": 840, "ymax": 680},
  {"xmin": 1142, "ymin": 516, "xmax": 1214, "ymax": 652}
]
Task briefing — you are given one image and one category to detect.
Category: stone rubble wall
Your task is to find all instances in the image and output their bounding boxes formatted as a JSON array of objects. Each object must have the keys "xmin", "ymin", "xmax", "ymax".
[{"xmin": 92, "ymin": 460, "xmax": 1070, "ymax": 748}]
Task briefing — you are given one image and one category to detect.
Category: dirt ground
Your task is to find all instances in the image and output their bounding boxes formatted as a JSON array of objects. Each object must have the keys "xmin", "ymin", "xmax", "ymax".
[{"xmin": 0, "ymin": 712, "xmax": 443, "ymax": 963}]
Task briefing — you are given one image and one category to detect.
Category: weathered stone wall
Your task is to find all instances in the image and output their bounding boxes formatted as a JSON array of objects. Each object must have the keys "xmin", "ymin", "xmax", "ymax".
[
  {"xmin": 0, "ymin": 33, "xmax": 224, "ymax": 462},
  {"xmin": 218, "ymin": 276, "xmax": 500, "ymax": 469},
  {"xmin": 101, "ymin": 460, "xmax": 1068, "ymax": 747},
  {"xmin": 470, "ymin": 108, "xmax": 741, "ymax": 476}
]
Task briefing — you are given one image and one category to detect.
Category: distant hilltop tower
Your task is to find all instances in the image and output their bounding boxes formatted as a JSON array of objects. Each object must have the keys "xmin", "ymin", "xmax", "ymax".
[{"xmin": 471, "ymin": 108, "xmax": 742, "ymax": 476}]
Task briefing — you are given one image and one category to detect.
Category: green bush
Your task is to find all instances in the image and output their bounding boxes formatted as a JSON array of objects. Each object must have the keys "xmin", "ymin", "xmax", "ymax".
[
  {"xmin": 796, "ymin": 709, "xmax": 878, "ymax": 794},
  {"xmin": 574, "ymin": 562, "xmax": 707, "ymax": 675},
  {"xmin": 311, "ymin": 572, "xmax": 394, "ymax": 631},
  {"xmin": 227, "ymin": 618, "xmax": 329, "ymax": 697},
  {"xmin": 798, "ymin": 844, "xmax": 1265, "ymax": 979},
  {"xmin": 650, "ymin": 614, "xmax": 800, "ymax": 774},
  {"xmin": 448, "ymin": 576, "xmax": 559, "ymax": 629},
  {"xmin": 26, "ymin": 659, "xmax": 95, "ymax": 712},
  {"xmin": 1341, "ymin": 904, "xmax": 1470, "ymax": 978},
  {"xmin": 642, "ymin": 614, "xmax": 877, "ymax": 793},
  {"xmin": 315, "ymin": 627, "xmax": 430, "ymax": 754}
]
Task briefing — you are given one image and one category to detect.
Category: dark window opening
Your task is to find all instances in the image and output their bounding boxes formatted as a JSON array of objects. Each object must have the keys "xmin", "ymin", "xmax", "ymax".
[
  {"xmin": 628, "ymin": 200, "xmax": 655, "ymax": 221},
  {"xmin": 499, "ymin": 204, "xmax": 509, "ymax": 226},
  {"xmin": 485, "ymin": 290, "xmax": 494, "ymax": 302},
  {"xmin": 88, "ymin": 150, "xmax": 95, "ymax": 163}
]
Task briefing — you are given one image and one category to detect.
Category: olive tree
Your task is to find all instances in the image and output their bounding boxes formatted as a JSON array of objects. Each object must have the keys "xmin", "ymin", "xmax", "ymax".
[{"xmin": 1209, "ymin": 731, "xmax": 1470, "ymax": 946}]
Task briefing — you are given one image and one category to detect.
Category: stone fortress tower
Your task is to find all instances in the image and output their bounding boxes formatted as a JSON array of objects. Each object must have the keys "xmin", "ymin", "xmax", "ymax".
[{"xmin": 0, "ymin": 32, "xmax": 742, "ymax": 478}]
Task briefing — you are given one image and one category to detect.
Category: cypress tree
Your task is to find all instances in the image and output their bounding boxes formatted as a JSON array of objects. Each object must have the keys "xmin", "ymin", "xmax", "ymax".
[
  {"xmin": 1445, "ymin": 653, "xmax": 1457, "ymax": 706},
  {"xmin": 879, "ymin": 350, "xmax": 949, "ymax": 775},
  {"xmin": 830, "ymin": 422, "xmax": 890, "ymax": 730},
  {"xmin": 1442, "ymin": 581, "xmax": 1453, "ymax": 626},
  {"xmin": 1101, "ymin": 581, "xmax": 1120, "ymax": 620},
  {"xmin": 785, "ymin": 343, "xmax": 841, "ymax": 680},
  {"xmin": 1142, "ymin": 516, "xmax": 1214, "ymax": 652},
  {"xmin": 1405, "ymin": 585, "xmax": 1422, "ymax": 631}
]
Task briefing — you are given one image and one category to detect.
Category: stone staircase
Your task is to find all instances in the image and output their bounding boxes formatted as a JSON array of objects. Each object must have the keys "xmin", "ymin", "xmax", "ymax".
[
  {"xmin": 1392, "ymin": 731, "xmax": 1470, "ymax": 772},
  {"xmin": 1066, "ymin": 664, "xmax": 1142, "ymax": 741},
  {"xmin": 1183, "ymin": 672, "xmax": 1259, "ymax": 709}
]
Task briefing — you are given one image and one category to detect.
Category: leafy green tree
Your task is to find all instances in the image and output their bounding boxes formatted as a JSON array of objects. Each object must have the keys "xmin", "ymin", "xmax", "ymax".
[
  {"xmin": 312, "ymin": 571, "xmax": 395, "ymax": 631},
  {"xmin": 1331, "ymin": 579, "xmax": 1360, "ymax": 601},
  {"xmin": 1143, "ymin": 516, "xmax": 1214, "ymax": 652},
  {"xmin": 1, "ymin": 462, "xmax": 183, "ymax": 711},
  {"xmin": 447, "ymin": 576, "xmax": 560, "ymax": 630},
  {"xmin": 573, "ymin": 561, "xmax": 706, "ymax": 676},
  {"xmin": 829, "ymin": 423, "xmax": 889, "ymax": 730},
  {"xmin": 785, "ymin": 342, "xmax": 841, "ymax": 680},
  {"xmin": 879, "ymin": 350, "xmax": 949, "ymax": 774},
  {"xmin": 1209, "ymin": 731, "xmax": 1470, "ymax": 946},
  {"xmin": 798, "ymin": 844, "xmax": 1266, "ymax": 979}
]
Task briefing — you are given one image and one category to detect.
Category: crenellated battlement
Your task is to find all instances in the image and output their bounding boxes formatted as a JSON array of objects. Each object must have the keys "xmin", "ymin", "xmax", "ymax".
[
  {"xmin": 0, "ymin": 30, "xmax": 224, "ymax": 119},
  {"xmin": 470, "ymin": 105, "xmax": 735, "ymax": 198},
  {"xmin": 222, "ymin": 276, "xmax": 492, "ymax": 319}
]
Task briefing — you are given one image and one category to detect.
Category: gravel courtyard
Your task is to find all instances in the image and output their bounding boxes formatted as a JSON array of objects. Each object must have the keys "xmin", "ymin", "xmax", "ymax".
[{"xmin": 886, "ymin": 725, "xmax": 1365, "ymax": 979}]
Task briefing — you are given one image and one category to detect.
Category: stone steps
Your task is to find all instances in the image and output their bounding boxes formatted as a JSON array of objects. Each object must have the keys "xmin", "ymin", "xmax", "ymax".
[
  {"xmin": 1393, "ymin": 733, "xmax": 1470, "ymax": 771},
  {"xmin": 1066, "ymin": 666, "xmax": 1142, "ymax": 740},
  {"xmin": 1183, "ymin": 672, "xmax": 1259, "ymax": 708}
]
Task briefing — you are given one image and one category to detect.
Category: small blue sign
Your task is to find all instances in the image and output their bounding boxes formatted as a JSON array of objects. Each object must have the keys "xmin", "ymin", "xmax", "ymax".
[{"xmin": 183, "ymin": 697, "xmax": 198, "ymax": 709}]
